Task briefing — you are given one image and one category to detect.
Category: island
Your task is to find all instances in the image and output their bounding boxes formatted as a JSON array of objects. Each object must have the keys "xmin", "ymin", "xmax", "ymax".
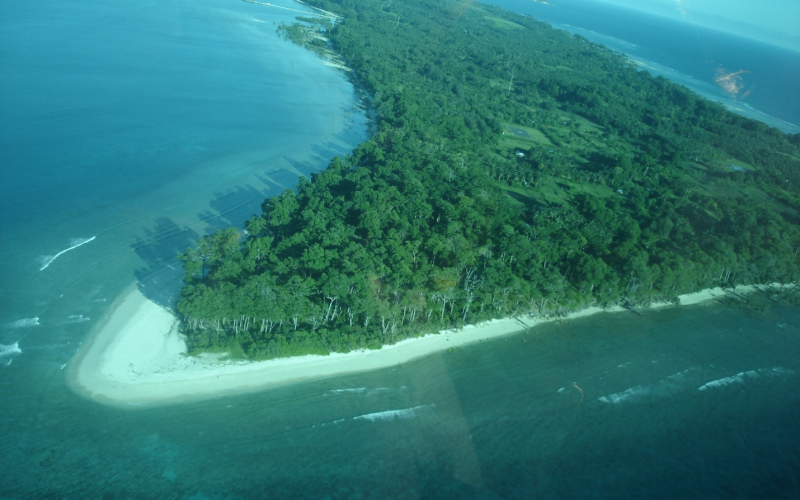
[{"xmin": 70, "ymin": 0, "xmax": 799, "ymax": 405}]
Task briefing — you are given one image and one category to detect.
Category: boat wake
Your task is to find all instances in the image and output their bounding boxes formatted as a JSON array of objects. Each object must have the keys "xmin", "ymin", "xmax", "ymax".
[{"xmin": 39, "ymin": 236, "xmax": 96, "ymax": 271}]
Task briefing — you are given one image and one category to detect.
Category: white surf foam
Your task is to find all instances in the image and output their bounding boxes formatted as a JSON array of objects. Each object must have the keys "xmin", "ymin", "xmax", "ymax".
[
  {"xmin": 329, "ymin": 387, "xmax": 366, "ymax": 394},
  {"xmin": 599, "ymin": 367, "xmax": 701, "ymax": 404},
  {"xmin": 311, "ymin": 417, "xmax": 347, "ymax": 428},
  {"xmin": 39, "ymin": 236, "xmax": 96, "ymax": 271},
  {"xmin": 328, "ymin": 387, "xmax": 396, "ymax": 396},
  {"xmin": 353, "ymin": 404, "xmax": 429, "ymax": 422},
  {"xmin": 8, "ymin": 317, "xmax": 39, "ymax": 328},
  {"xmin": 0, "ymin": 342, "xmax": 22, "ymax": 359},
  {"xmin": 65, "ymin": 314, "xmax": 90, "ymax": 324},
  {"xmin": 599, "ymin": 385, "xmax": 648, "ymax": 404},
  {"xmin": 699, "ymin": 367, "xmax": 796, "ymax": 391},
  {"xmin": 699, "ymin": 371, "xmax": 759, "ymax": 390}
]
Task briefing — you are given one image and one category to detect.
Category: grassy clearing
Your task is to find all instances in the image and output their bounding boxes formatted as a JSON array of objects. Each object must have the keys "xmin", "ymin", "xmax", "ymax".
[
  {"xmin": 486, "ymin": 16, "xmax": 524, "ymax": 30},
  {"xmin": 724, "ymin": 158, "xmax": 757, "ymax": 172},
  {"xmin": 560, "ymin": 112, "xmax": 604, "ymax": 134},
  {"xmin": 776, "ymin": 151, "xmax": 800, "ymax": 162},
  {"xmin": 489, "ymin": 78, "xmax": 514, "ymax": 89},
  {"xmin": 544, "ymin": 65, "xmax": 574, "ymax": 72},
  {"xmin": 493, "ymin": 106, "xmax": 799, "ymax": 229},
  {"xmin": 501, "ymin": 182, "xmax": 564, "ymax": 208},
  {"xmin": 498, "ymin": 122, "xmax": 552, "ymax": 152}
]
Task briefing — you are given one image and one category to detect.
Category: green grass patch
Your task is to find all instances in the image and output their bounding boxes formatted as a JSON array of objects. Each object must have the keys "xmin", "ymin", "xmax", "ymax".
[
  {"xmin": 500, "ymin": 176, "xmax": 594, "ymax": 208},
  {"xmin": 561, "ymin": 112, "xmax": 604, "ymax": 134},
  {"xmin": 498, "ymin": 122, "xmax": 552, "ymax": 152},
  {"xmin": 544, "ymin": 65, "xmax": 574, "ymax": 72},
  {"xmin": 775, "ymin": 151, "xmax": 800, "ymax": 163},
  {"xmin": 567, "ymin": 177, "xmax": 616, "ymax": 199},
  {"xmin": 724, "ymin": 158, "xmax": 757, "ymax": 171},
  {"xmin": 486, "ymin": 16, "xmax": 524, "ymax": 30}
]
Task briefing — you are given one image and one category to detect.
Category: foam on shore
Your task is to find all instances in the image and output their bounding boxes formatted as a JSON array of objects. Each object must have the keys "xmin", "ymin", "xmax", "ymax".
[{"xmin": 67, "ymin": 283, "xmax": 792, "ymax": 407}]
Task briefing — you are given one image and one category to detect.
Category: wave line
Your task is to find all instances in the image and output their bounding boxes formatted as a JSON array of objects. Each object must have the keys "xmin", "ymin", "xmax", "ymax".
[{"xmin": 40, "ymin": 236, "xmax": 96, "ymax": 271}]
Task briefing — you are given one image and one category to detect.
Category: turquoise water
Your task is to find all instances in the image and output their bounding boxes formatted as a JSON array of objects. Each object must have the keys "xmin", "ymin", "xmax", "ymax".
[
  {"xmin": 0, "ymin": 0, "xmax": 367, "ymax": 352},
  {"xmin": 1, "ymin": 0, "xmax": 799, "ymax": 497},
  {"xmin": 3, "ymin": 302, "xmax": 799, "ymax": 497}
]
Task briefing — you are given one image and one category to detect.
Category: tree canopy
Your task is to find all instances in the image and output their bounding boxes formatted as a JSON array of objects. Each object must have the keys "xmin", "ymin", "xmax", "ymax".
[{"xmin": 176, "ymin": 0, "xmax": 800, "ymax": 359}]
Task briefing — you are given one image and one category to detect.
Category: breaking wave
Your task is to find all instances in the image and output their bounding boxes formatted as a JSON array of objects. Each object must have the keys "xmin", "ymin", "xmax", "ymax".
[
  {"xmin": 599, "ymin": 385, "xmax": 648, "ymax": 404},
  {"xmin": 599, "ymin": 367, "xmax": 700, "ymax": 404},
  {"xmin": 0, "ymin": 342, "xmax": 22, "ymax": 361},
  {"xmin": 329, "ymin": 388, "xmax": 366, "ymax": 394},
  {"xmin": 327, "ymin": 386, "xmax": 401, "ymax": 396},
  {"xmin": 353, "ymin": 404, "xmax": 430, "ymax": 422},
  {"xmin": 39, "ymin": 236, "xmax": 96, "ymax": 271},
  {"xmin": 698, "ymin": 367, "xmax": 796, "ymax": 391},
  {"xmin": 312, "ymin": 403, "xmax": 432, "ymax": 428},
  {"xmin": 65, "ymin": 315, "xmax": 90, "ymax": 324},
  {"xmin": 8, "ymin": 317, "xmax": 39, "ymax": 328}
]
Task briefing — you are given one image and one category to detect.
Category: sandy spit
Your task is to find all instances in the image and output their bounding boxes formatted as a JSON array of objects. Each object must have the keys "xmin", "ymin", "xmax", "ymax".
[{"xmin": 68, "ymin": 283, "xmax": 791, "ymax": 407}]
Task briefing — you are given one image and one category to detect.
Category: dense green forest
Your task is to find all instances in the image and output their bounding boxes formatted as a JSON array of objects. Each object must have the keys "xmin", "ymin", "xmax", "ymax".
[{"xmin": 176, "ymin": 0, "xmax": 800, "ymax": 359}]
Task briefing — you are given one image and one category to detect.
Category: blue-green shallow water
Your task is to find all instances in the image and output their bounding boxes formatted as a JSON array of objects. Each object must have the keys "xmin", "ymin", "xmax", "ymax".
[
  {"xmin": 0, "ymin": 0, "xmax": 367, "ymax": 355},
  {"xmin": 2, "ymin": 303, "xmax": 799, "ymax": 498}
]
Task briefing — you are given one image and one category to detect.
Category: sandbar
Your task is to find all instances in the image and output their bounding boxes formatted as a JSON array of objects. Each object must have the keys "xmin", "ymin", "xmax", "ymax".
[{"xmin": 68, "ymin": 282, "xmax": 791, "ymax": 406}]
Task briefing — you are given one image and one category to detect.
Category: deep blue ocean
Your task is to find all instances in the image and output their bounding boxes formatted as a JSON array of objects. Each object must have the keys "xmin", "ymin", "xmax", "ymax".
[{"xmin": 1, "ymin": 0, "xmax": 799, "ymax": 498}]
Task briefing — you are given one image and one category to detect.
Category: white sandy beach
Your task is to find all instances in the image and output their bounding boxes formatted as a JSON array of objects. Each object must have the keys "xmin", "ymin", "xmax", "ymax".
[{"xmin": 69, "ymin": 283, "xmax": 790, "ymax": 406}]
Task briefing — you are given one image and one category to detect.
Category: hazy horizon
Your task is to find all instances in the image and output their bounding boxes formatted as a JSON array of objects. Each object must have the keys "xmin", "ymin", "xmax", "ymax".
[{"xmin": 594, "ymin": 0, "xmax": 800, "ymax": 51}]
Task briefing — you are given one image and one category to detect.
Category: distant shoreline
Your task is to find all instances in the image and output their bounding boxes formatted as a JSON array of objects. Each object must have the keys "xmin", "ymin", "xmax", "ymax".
[{"xmin": 66, "ymin": 282, "xmax": 791, "ymax": 407}]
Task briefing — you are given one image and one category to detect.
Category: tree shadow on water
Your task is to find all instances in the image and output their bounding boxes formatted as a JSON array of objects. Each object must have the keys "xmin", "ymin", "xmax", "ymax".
[
  {"xmin": 130, "ymin": 146, "xmax": 354, "ymax": 309},
  {"xmin": 197, "ymin": 185, "xmax": 271, "ymax": 234},
  {"xmin": 281, "ymin": 147, "xmax": 337, "ymax": 180},
  {"xmin": 256, "ymin": 164, "xmax": 307, "ymax": 194},
  {"xmin": 131, "ymin": 217, "xmax": 201, "ymax": 310},
  {"xmin": 250, "ymin": 144, "xmax": 351, "ymax": 199}
]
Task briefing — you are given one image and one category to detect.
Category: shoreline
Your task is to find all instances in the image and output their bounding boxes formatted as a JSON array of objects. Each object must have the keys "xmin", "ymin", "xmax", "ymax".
[{"xmin": 67, "ymin": 282, "xmax": 791, "ymax": 407}]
